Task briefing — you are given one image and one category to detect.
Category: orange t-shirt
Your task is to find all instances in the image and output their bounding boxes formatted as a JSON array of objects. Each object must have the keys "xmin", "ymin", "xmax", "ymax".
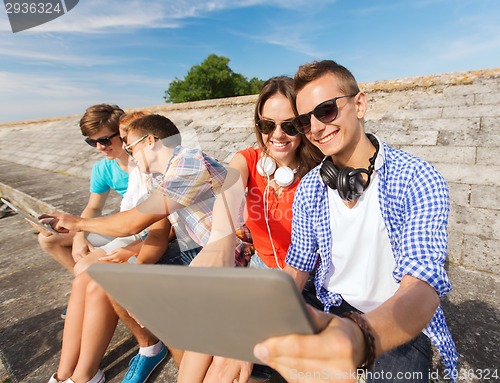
[{"xmin": 238, "ymin": 147, "xmax": 300, "ymax": 269}]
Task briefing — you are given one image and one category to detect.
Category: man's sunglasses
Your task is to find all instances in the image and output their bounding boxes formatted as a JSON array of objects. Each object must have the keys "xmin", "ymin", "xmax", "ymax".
[
  {"xmin": 292, "ymin": 94, "xmax": 358, "ymax": 134},
  {"xmin": 256, "ymin": 119, "xmax": 299, "ymax": 137},
  {"xmin": 123, "ymin": 134, "xmax": 149, "ymax": 156},
  {"xmin": 84, "ymin": 132, "xmax": 120, "ymax": 147}
]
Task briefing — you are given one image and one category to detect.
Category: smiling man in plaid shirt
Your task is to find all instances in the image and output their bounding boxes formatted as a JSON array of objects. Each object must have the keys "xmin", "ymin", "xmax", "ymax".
[
  {"xmin": 254, "ymin": 60, "xmax": 457, "ymax": 383},
  {"xmin": 44, "ymin": 114, "xmax": 245, "ymax": 383}
]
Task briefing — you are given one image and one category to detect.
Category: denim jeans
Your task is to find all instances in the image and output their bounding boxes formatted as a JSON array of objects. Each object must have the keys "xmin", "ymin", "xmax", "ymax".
[
  {"xmin": 329, "ymin": 299, "xmax": 432, "ymax": 383},
  {"xmin": 156, "ymin": 239, "xmax": 201, "ymax": 266}
]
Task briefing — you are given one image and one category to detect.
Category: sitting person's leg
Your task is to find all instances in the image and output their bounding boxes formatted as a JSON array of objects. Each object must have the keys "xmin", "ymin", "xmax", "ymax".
[
  {"xmin": 366, "ymin": 333, "xmax": 431, "ymax": 383},
  {"xmin": 38, "ymin": 231, "xmax": 75, "ymax": 272},
  {"xmin": 69, "ymin": 279, "xmax": 118, "ymax": 383},
  {"xmin": 114, "ymin": 239, "xmax": 201, "ymax": 382},
  {"xmin": 73, "ymin": 248, "xmax": 106, "ymax": 276},
  {"xmin": 53, "ymin": 272, "xmax": 93, "ymax": 380},
  {"xmin": 329, "ymin": 300, "xmax": 432, "ymax": 383},
  {"xmin": 108, "ymin": 296, "xmax": 169, "ymax": 383},
  {"xmin": 177, "ymin": 352, "xmax": 213, "ymax": 383}
]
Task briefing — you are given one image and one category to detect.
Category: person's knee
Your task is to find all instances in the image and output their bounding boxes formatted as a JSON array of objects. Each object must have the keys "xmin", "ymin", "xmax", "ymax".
[
  {"xmin": 38, "ymin": 232, "xmax": 58, "ymax": 249},
  {"xmin": 38, "ymin": 232, "xmax": 72, "ymax": 254},
  {"xmin": 72, "ymin": 272, "xmax": 91, "ymax": 292},
  {"xmin": 86, "ymin": 279, "xmax": 107, "ymax": 301},
  {"xmin": 73, "ymin": 257, "xmax": 94, "ymax": 276}
]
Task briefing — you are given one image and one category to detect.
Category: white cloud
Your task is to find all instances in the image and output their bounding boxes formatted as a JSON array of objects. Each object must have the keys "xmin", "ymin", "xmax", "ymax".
[
  {"xmin": 1, "ymin": 0, "xmax": 338, "ymax": 34},
  {"xmin": 0, "ymin": 39, "xmax": 116, "ymax": 65},
  {"xmin": 0, "ymin": 71, "xmax": 100, "ymax": 121},
  {"xmin": 439, "ymin": 35, "xmax": 500, "ymax": 61},
  {"xmin": 0, "ymin": 70, "xmax": 171, "ymax": 122}
]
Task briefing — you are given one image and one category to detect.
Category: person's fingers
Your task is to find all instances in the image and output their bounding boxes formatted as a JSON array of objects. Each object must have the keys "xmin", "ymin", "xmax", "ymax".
[
  {"xmin": 204, "ymin": 358, "xmax": 248, "ymax": 383},
  {"xmin": 25, "ymin": 219, "xmax": 53, "ymax": 236},
  {"xmin": 38, "ymin": 213, "xmax": 59, "ymax": 220},
  {"xmin": 254, "ymin": 332, "xmax": 336, "ymax": 369},
  {"xmin": 98, "ymin": 254, "xmax": 116, "ymax": 262},
  {"xmin": 306, "ymin": 304, "xmax": 335, "ymax": 331}
]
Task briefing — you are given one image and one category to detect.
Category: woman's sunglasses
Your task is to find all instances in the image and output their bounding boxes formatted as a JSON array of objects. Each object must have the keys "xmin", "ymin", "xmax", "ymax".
[
  {"xmin": 256, "ymin": 119, "xmax": 299, "ymax": 137},
  {"xmin": 84, "ymin": 132, "xmax": 120, "ymax": 147},
  {"xmin": 292, "ymin": 94, "xmax": 358, "ymax": 134}
]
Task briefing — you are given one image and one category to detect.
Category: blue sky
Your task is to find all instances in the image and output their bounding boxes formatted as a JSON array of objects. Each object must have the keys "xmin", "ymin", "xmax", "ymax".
[{"xmin": 0, "ymin": 0, "xmax": 499, "ymax": 123}]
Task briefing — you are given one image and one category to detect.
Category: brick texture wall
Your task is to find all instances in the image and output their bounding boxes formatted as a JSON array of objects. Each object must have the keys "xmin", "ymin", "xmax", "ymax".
[{"xmin": 1, "ymin": 68, "xmax": 498, "ymax": 276}]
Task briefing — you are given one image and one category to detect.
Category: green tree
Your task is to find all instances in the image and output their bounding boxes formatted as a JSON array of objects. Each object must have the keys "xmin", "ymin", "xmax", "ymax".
[{"xmin": 164, "ymin": 54, "xmax": 264, "ymax": 103}]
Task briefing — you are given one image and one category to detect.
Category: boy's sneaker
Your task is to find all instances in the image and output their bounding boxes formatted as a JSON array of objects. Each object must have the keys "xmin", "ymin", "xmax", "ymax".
[
  {"xmin": 122, "ymin": 345, "xmax": 168, "ymax": 383},
  {"xmin": 48, "ymin": 373, "xmax": 64, "ymax": 383},
  {"xmin": 60, "ymin": 307, "xmax": 67, "ymax": 319}
]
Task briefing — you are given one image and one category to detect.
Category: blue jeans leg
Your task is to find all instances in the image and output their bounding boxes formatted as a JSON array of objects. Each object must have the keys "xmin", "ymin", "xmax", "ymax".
[
  {"xmin": 156, "ymin": 239, "xmax": 201, "ymax": 266},
  {"xmin": 366, "ymin": 333, "xmax": 431, "ymax": 383},
  {"xmin": 329, "ymin": 300, "xmax": 431, "ymax": 383}
]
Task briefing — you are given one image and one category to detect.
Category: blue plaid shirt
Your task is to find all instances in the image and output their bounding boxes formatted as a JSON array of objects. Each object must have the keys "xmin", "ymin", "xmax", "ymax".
[{"xmin": 286, "ymin": 139, "xmax": 458, "ymax": 376}]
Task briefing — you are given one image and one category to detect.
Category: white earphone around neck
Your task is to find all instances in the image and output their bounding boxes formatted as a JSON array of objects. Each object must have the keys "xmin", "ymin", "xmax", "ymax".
[
  {"xmin": 256, "ymin": 155, "xmax": 299, "ymax": 270},
  {"xmin": 256, "ymin": 156, "xmax": 296, "ymax": 188}
]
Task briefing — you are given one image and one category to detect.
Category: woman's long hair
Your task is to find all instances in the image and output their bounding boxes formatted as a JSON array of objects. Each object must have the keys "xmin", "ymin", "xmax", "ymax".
[{"xmin": 253, "ymin": 76, "xmax": 323, "ymax": 179}]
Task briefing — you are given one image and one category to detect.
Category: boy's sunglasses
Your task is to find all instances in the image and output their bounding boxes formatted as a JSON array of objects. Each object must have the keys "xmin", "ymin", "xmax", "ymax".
[
  {"xmin": 256, "ymin": 119, "xmax": 299, "ymax": 137},
  {"xmin": 292, "ymin": 94, "xmax": 358, "ymax": 134},
  {"xmin": 84, "ymin": 132, "xmax": 120, "ymax": 147},
  {"xmin": 124, "ymin": 134, "xmax": 149, "ymax": 156}
]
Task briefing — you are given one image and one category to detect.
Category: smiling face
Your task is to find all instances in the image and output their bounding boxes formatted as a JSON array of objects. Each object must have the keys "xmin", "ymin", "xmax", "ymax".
[
  {"xmin": 88, "ymin": 127, "xmax": 125, "ymax": 160},
  {"xmin": 259, "ymin": 94, "xmax": 301, "ymax": 167},
  {"xmin": 125, "ymin": 130, "xmax": 152, "ymax": 173},
  {"xmin": 296, "ymin": 73, "xmax": 367, "ymax": 166}
]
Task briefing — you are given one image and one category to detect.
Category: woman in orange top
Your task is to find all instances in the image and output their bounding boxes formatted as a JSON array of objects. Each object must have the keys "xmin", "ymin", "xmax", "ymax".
[{"xmin": 179, "ymin": 76, "xmax": 323, "ymax": 383}]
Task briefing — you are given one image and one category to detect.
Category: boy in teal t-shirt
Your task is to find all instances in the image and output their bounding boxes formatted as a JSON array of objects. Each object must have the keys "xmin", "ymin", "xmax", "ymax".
[
  {"xmin": 90, "ymin": 157, "xmax": 129, "ymax": 196},
  {"xmin": 36, "ymin": 104, "xmax": 129, "ymax": 273}
]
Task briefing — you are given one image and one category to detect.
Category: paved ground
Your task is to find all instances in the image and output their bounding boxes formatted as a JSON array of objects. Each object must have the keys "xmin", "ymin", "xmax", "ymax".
[
  {"xmin": 0, "ymin": 159, "xmax": 179, "ymax": 383},
  {"xmin": 0, "ymin": 159, "xmax": 498, "ymax": 383}
]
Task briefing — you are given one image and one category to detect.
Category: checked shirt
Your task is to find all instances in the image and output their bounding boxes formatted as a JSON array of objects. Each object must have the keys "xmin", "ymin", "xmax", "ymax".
[{"xmin": 286, "ymin": 139, "xmax": 458, "ymax": 376}]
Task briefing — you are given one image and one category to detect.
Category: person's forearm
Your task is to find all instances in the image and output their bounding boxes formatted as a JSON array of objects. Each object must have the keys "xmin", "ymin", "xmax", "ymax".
[
  {"xmin": 365, "ymin": 275, "xmax": 439, "ymax": 355},
  {"xmin": 78, "ymin": 209, "xmax": 163, "ymax": 237},
  {"xmin": 79, "ymin": 206, "xmax": 102, "ymax": 219},
  {"xmin": 207, "ymin": 168, "xmax": 245, "ymax": 243},
  {"xmin": 123, "ymin": 239, "xmax": 143, "ymax": 253},
  {"xmin": 136, "ymin": 218, "xmax": 170, "ymax": 264},
  {"xmin": 283, "ymin": 264, "xmax": 309, "ymax": 291},
  {"xmin": 75, "ymin": 207, "xmax": 102, "ymax": 239}
]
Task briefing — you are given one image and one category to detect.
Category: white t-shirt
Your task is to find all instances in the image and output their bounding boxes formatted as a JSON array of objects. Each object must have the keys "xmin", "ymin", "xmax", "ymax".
[
  {"xmin": 324, "ymin": 172, "xmax": 399, "ymax": 312},
  {"xmin": 120, "ymin": 166, "xmax": 150, "ymax": 211},
  {"xmin": 99, "ymin": 166, "xmax": 150, "ymax": 254}
]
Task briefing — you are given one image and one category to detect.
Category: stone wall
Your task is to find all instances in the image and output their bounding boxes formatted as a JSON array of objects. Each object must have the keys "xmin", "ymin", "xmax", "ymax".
[{"xmin": 0, "ymin": 68, "xmax": 499, "ymax": 278}]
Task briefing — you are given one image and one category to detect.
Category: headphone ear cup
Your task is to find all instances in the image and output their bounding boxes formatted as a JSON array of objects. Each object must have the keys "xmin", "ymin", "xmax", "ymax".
[
  {"xmin": 337, "ymin": 167, "xmax": 365, "ymax": 201},
  {"xmin": 274, "ymin": 166, "xmax": 295, "ymax": 187},
  {"xmin": 257, "ymin": 157, "xmax": 276, "ymax": 177},
  {"xmin": 320, "ymin": 161, "xmax": 339, "ymax": 190}
]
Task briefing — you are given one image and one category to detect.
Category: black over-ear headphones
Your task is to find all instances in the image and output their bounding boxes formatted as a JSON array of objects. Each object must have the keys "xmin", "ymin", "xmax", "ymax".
[{"xmin": 320, "ymin": 134, "xmax": 379, "ymax": 201}]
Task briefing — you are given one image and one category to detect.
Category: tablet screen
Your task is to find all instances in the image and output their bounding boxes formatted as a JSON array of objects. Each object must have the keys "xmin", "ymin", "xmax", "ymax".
[
  {"xmin": 88, "ymin": 264, "xmax": 318, "ymax": 363},
  {"xmin": 1, "ymin": 198, "xmax": 60, "ymax": 236}
]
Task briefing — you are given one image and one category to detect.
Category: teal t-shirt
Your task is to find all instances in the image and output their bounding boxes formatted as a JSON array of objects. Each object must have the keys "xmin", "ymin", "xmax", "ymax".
[{"xmin": 90, "ymin": 158, "xmax": 129, "ymax": 196}]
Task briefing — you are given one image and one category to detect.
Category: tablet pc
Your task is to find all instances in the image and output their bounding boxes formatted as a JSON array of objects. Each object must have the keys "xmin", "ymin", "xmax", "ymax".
[
  {"xmin": 87, "ymin": 264, "xmax": 317, "ymax": 363},
  {"xmin": 1, "ymin": 197, "xmax": 60, "ymax": 236}
]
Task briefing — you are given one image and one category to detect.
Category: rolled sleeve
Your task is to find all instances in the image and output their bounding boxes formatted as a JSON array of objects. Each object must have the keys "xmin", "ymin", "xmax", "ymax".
[
  {"xmin": 286, "ymin": 174, "xmax": 320, "ymax": 272},
  {"xmin": 393, "ymin": 162, "xmax": 451, "ymax": 297}
]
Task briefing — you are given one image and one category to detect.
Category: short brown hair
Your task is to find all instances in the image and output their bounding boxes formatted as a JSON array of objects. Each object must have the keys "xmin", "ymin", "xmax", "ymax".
[
  {"xmin": 294, "ymin": 60, "xmax": 360, "ymax": 96},
  {"xmin": 128, "ymin": 114, "xmax": 181, "ymax": 148},
  {"xmin": 119, "ymin": 111, "xmax": 151, "ymax": 134},
  {"xmin": 253, "ymin": 76, "xmax": 323, "ymax": 178},
  {"xmin": 79, "ymin": 104, "xmax": 124, "ymax": 137}
]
